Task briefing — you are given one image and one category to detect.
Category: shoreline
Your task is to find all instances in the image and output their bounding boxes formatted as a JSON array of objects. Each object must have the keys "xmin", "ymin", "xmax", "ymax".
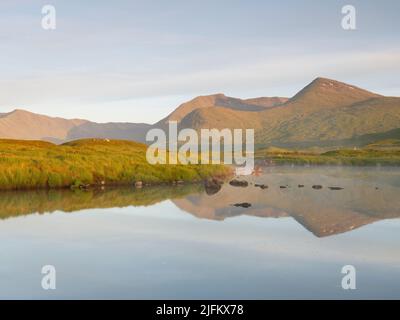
[
  {"xmin": 3, "ymin": 162, "xmax": 400, "ymax": 192},
  {"xmin": 255, "ymin": 150, "xmax": 400, "ymax": 166},
  {"xmin": 255, "ymin": 160, "xmax": 400, "ymax": 167},
  {"xmin": 0, "ymin": 176, "xmax": 230, "ymax": 192}
]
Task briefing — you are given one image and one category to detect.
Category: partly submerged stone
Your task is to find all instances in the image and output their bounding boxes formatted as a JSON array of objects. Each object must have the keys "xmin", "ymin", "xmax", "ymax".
[
  {"xmin": 255, "ymin": 184, "xmax": 268, "ymax": 189},
  {"xmin": 204, "ymin": 178, "xmax": 223, "ymax": 195},
  {"xmin": 134, "ymin": 181, "xmax": 143, "ymax": 188},
  {"xmin": 229, "ymin": 179, "xmax": 249, "ymax": 187},
  {"xmin": 233, "ymin": 202, "xmax": 252, "ymax": 208}
]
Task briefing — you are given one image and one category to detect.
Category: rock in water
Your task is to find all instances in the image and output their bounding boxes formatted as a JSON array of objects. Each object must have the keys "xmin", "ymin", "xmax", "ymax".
[
  {"xmin": 233, "ymin": 202, "xmax": 252, "ymax": 208},
  {"xmin": 204, "ymin": 178, "xmax": 223, "ymax": 195},
  {"xmin": 255, "ymin": 184, "xmax": 268, "ymax": 189},
  {"xmin": 229, "ymin": 179, "xmax": 249, "ymax": 187},
  {"xmin": 328, "ymin": 186, "xmax": 343, "ymax": 190},
  {"xmin": 134, "ymin": 181, "xmax": 143, "ymax": 188},
  {"xmin": 312, "ymin": 185, "xmax": 323, "ymax": 189}
]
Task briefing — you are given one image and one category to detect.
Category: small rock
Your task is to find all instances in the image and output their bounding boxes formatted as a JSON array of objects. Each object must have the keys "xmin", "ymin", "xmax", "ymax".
[
  {"xmin": 328, "ymin": 187, "xmax": 343, "ymax": 190},
  {"xmin": 298, "ymin": 184, "xmax": 305, "ymax": 188},
  {"xmin": 255, "ymin": 184, "xmax": 268, "ymax": 189},
  {"xmin": 233, "ymin": 202, "xmax": 252, "ymax": 208},
  {"xmin": 229, "ymin": 179, "xmax": 249, "ymax": 187},
  {"xmin": 134, "ymin": 181, "xmax": 143, "ymax": 188},
  {"xmin": 280, "ymin": 186, "xmax": 287, "ymax": 189},
  {"xmin": 312, "ymin": 185, "xmax": 323, "ymax": 189}
]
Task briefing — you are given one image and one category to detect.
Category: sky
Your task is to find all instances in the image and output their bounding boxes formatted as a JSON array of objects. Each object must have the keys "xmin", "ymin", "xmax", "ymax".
[{"xmin": 0, "ymin": 0, "xmax": 399, "ymax": 124}]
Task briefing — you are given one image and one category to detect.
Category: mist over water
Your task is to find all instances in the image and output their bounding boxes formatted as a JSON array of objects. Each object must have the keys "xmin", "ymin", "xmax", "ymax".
[{"xmin": 0, "ymin": 166, "xmax": 399, "ymax": 299}]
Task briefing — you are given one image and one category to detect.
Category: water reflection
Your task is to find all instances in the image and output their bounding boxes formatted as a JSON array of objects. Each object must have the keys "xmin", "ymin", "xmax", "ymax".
[{"xmin": 1, "ymin": 166, "xmax": 400, "ymax": 238}]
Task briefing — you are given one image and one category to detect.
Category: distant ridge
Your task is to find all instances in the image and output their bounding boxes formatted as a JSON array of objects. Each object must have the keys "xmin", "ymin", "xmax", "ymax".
[
  {"xmin": 171, "ymin": 77, "xmax": 400, "ymax": 147},
  {"xmin": 1, "ymin": 77, "xmax": 399, "ymax": 147},
  {"xmin": 0, "ymin": 109, "xmax": 88, "ymax": 143},
  {"xmin": 0, "ymin": 109, "xmax": 149, "ymax": 144},
  {"xmin": 154, "ymin": 93, "xmax": 288, "ymax": 128}
]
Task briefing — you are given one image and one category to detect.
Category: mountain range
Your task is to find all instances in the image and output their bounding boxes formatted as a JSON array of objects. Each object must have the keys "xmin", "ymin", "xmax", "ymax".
[{"xmin": 1, "ymin": 77, "xmax": 399, "ymax": 148}]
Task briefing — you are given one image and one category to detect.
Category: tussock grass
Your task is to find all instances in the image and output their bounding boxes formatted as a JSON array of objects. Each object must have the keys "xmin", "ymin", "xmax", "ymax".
[{"xmin": 0, "ymin": 138, "xmax": 231, "ymax": 190}]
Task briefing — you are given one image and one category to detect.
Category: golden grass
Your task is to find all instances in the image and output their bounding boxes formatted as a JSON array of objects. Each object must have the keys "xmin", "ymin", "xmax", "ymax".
[{"xmin": 0, "ymin": 138, "xmax": 231, "ymax": 190}]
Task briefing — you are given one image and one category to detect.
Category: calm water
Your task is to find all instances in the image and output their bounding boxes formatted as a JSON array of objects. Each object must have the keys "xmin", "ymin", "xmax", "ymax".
[{"xmin": 0, "ymin": 166, "xmax": 399, "ymax": 299}]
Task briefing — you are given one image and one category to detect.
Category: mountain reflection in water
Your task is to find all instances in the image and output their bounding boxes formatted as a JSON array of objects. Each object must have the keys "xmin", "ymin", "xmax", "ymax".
[{"xmin": 1, "ymin": 166, "xmax": 399, "ymax": 238}]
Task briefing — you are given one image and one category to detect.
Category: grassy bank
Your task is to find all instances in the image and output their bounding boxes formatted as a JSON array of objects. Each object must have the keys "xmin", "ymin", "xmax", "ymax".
[
  {"xmin": 0, "ymin": 139, "xmax": 231, "ymax": 190},
  {"xmin": 255, "ymin": 146, "xmax": 400, "ymax": 166}
]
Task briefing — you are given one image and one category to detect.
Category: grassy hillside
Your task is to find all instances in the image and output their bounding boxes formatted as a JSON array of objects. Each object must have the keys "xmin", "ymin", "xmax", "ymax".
[
  {"xmin": 155, "ymin": 93, "xmax": 287, "ymax": 129},
  {"xmin": 259, "ymin": 97, "xmax": 400, "ymax": 147},
  {"xmin": 170, "ymin": 78, "xmax": 400, "ymax": 148},
  {"xmin": 0, "ymin": 139, "xmax": 231, "ymax": 190},
  {"xmin": 255, "ymin": 144, "xmax": 400, "ymax": 166},
  {"xmin": 365, "ymin": 139, "xmax": 400, "ymax": 150},
  {"xmin": 255, "ymin": 80, "xmax": 400, "ymax": 146}
]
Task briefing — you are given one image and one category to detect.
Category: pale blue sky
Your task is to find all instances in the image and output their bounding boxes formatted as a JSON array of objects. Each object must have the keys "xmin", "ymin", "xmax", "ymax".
[{"xmin": 0, "ymin": 0, "xmax": 399, "ymax": 123}]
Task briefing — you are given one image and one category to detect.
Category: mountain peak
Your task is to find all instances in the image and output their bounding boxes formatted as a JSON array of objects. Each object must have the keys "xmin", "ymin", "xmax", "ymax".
[
  {"xmin": 189, "ymin": 93, "xmax": 226, "ymax": 104},
  {"xmin": 310, "ymin": 77, "xmax": 359, "ymax": 89},
  {"xmin": 9, "ymin": 108, "xmax": 32, "ymax": 114},
  {"xmin": 307, "ymin": 77, "xmax": 380, "ymax": 93},
  {"xmin": 3, "ymin": 109, "xmax": 38, "ymax": 119},
  {"xmin": 288, "ymin": 77, "xmax": 381, "ymax": 109},
  {"xmin": 312, "ymin": 76, "xmax": 335, "ymax": 82}
]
